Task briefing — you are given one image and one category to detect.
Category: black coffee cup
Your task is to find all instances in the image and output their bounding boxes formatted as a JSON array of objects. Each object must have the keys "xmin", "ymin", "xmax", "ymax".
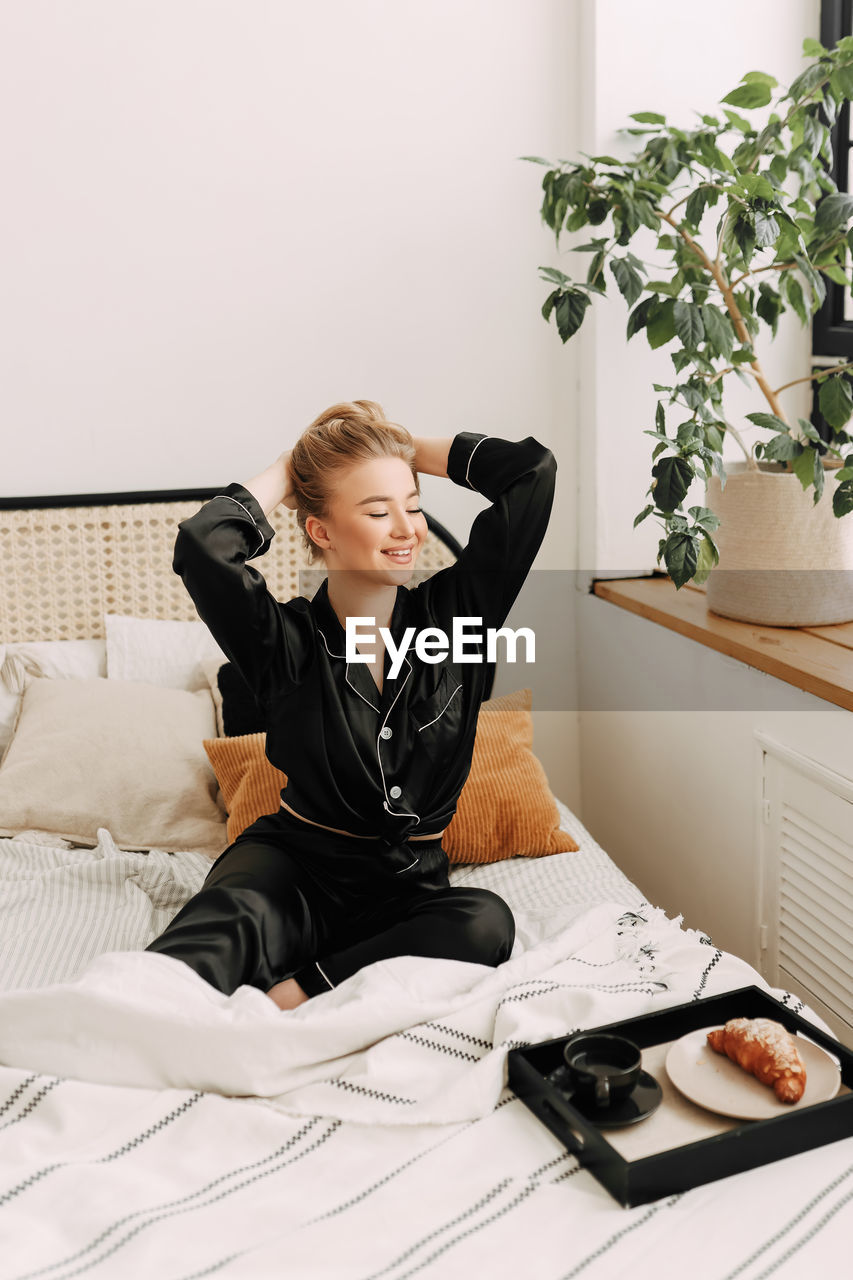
[{"xmin": 562, "ymin": 1033, "xmax": 643, "ymax": 1108}]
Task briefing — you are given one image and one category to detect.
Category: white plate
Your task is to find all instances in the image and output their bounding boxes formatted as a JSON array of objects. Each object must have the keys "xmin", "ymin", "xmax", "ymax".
[{"xmin": 665, "ymin": 1025, "xmax": 841, "ymax": 1120}]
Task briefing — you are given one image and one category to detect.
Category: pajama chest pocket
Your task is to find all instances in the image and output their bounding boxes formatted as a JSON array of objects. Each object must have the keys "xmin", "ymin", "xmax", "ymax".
[{"xmin": 408, "ymin": 670, "xmax": 463, "ymax": 761}]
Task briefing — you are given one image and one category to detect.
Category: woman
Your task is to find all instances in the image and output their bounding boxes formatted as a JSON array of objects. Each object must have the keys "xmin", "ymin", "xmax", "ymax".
[{"xmin": 146, "ymin": 400, "xmax": 556, "ymax": 1010}]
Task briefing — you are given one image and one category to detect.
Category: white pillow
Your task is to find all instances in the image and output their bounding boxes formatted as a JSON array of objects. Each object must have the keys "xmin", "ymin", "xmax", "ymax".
[
  {"xmin": 0, "ymin": 639, "xmax": 107, "ymax": 757},
  {"xmin": 0, "ymin": 677, "xmax": 226, "ymax": 856},
  {"xmin": 105, "ymin": 614, "xmax": 225, "ymax": 692}
]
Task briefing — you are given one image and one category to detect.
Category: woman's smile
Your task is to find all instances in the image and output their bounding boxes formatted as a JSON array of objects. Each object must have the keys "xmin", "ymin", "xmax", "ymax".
[{"xmin": 310, "ymin": 456, "xmax": 429, "ymax": 578}]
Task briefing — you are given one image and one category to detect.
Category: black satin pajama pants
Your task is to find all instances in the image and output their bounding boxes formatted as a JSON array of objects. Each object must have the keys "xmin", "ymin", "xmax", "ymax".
[{"xmin": 145, "ymin": 808, "xmax": 516, "ymax": 998}]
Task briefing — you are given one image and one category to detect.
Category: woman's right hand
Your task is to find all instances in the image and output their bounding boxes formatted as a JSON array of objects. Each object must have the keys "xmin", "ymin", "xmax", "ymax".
[
  {"xmin": 243, "ymin": 450, "xmax": 297, "ymax": 517},
  {"xmin": 279, "ymin": 450, "xmax": 298, "ymax": 510}
]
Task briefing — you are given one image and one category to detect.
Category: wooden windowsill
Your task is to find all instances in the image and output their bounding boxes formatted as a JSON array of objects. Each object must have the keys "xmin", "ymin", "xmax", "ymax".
[{"xmin": 592, "ymin": 574, "xmax": 853, "ymax": 713}]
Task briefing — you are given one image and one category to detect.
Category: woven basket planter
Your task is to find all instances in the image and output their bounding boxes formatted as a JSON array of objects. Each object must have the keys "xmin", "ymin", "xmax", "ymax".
[{"xmin": 705, "ymin": 460, "xmax": 853, "ymax": 627}]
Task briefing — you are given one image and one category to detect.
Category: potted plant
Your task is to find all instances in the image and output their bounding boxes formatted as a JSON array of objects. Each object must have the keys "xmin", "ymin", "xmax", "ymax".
[{"xmin": 527, "ymin": 35, "xmax": 853, "ymax": 625}]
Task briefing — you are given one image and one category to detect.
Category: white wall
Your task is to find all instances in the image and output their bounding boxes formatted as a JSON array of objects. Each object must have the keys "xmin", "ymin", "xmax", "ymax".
[
  {"xmin": 576, "ymin": 0, "xmax": 821, "ymax": 572},
  {"xmin": 0, "ymin": 0, "xmax": 583, "ymax": 808},
  {"xmin": 575, "ymin": 0, "xmax": 853, "ymax": 967}
]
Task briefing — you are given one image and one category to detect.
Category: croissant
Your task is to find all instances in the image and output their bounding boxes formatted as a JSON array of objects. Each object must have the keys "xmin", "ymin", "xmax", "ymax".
[{"xmin": 706, "ymin": 1018, "xmax": 807, "ymax": 1104}]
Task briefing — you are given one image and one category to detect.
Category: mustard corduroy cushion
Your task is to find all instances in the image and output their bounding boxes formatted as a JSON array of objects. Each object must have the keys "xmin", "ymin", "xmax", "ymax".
[
  {"xmin": 203, "ymin": 687, "xmax": 578, "ymax": 862},
  {"xmin": 203, "ymin": 733, "xmax": 285, "ymax": 845},
  {"xmin": 442, "ymin": 687, "xmax": 578, "ymax": 863}
]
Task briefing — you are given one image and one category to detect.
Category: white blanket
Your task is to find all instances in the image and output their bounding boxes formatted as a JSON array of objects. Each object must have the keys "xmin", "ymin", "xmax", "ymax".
[
  {"xmin": 2, "ymin": 825, "xmax": 852, "ymax": 1279},
  {"xmin": 0, "ymin": 896, "xmax": 810, "ymax": 1123},
  {"xmin": 2, "ymin": 896, "xmax": 852, "ymax": 1280}
]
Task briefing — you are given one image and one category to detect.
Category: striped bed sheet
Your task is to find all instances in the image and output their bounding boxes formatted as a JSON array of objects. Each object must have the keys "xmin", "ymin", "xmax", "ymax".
[
  {"xmin": 1, "ymin": 809, "xmax": 851, "ymax": 1279},
  {"xmin": 0, "ymin": 800, "xmax": 643, "ymax": 993}
]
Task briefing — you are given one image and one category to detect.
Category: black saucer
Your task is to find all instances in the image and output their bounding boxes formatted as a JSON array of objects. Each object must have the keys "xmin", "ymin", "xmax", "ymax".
[{"xmin": 545, "ymin": 1068, "xmax": 663, "ymax": 1129}]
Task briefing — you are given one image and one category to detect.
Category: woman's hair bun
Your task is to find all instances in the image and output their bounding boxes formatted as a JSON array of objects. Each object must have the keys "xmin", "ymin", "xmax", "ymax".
[{"xmin": 290, "ymin": 400, "xmax": 418, "ymax": 562}]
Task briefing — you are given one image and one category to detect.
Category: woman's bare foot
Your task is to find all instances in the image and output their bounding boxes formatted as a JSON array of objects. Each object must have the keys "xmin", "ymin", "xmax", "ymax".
[{"xmin": 266, "ymin": 977, "xmax": 310, "ymax": 1010}]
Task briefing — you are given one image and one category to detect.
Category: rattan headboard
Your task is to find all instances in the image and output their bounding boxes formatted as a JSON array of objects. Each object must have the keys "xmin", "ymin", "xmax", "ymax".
[{"xmin": 0, "ymin": 489, "xmax": 462, "ymax": 643}]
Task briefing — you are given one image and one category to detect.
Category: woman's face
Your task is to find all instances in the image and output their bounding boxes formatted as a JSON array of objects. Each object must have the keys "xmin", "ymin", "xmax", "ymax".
[{"xmin": 309, "ymin": 455, "xmax": 428, "ymax": 584}]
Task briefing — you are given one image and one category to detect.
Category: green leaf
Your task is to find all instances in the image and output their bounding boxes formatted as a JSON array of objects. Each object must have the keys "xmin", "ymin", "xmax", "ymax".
[
  {"xmin": 610, "ymin": 257, "xmax": 643, "ymax": 308},
  {"xmin": 833, "ymin": 478, "xmax": 853, "ymax": 516},
  {"xmin": 587, "ymin": 250, "xmax": 607, "ymax": 288},
  {"xmin": 792, "ymin": 445, "xmax": 819, "ymax": 494},
  {"xmin": 655, "ymin": 401, "xmax": 666, "ymax": 433},
  {"xmin": 699, "ymin": 305, "xmax": 734, "ymax": 359},
  {"xmin": 541, "ymin": 290, "xmax": 559, "ymax": 322},
  {"xmin": 731, "ymin": 347, "xmax": 756, "ymax": 364},
  {"xmin": 721, "ymin": 81, "xmax": 773, "ymax": 109},
  {"xmin": 785, "ymin": 274, "xmax": 808, "ymax": 325},
  {"xmin": 538, "ymin": 266, "xmax": 572, "ymax": 283},
  {"xmin": 732, "ymin": 214, "xmax": 757, "ymax": 264},
  {"xmin": 738, "ymin": 172, "xmax": 777, "ymax": 201},
  {"xmin": 793, "ymin": 253, "xmax": 827, "ymax": 307},
  {"xmin": 797, "ymin": 417, "xmax": 821, "ymax": 443},
  {"xmin": 801, "ymin": 110, "xmax": 823, "ymax": 154},
  {"xmin": 553, "ymin": 289, "xmax": 592, "ymax": 341},
  {"xmin": 630, "ymin": 111, "xmax": 666, "ymax": 124},
  {"xmin": 815, "ymin": 192, "xmax": 853, "ymax": 232},
  {"xmin": 788, "ymin": 63, "xmax": 829, "ymax": 103},
  {"xmin": 676, "ymin": 384, "xmax": 708, "ymax": 412},
  {"xmin": 745, "ymin": 410, "xmax": 790, "ymax": 433},
  {"xmin": 704, "ymin": 423, "xmax": 725, "ymax": 453},
  {"xmin": 692, "ymin": 530, "xmax": 719, "ymax": 585},
  {"xmin": 586, "ymin": 198, "xmax": 609, "ymax": 225},
  {"xmin": 802, "ymin": 38, "xmax": 827, "ymax": 58},
  {"xmin": 651, "ymin": 455, "xmax": 694, "ymax": 511},
  {"xmin": 756, "ymin": 283, "xmax": 783, "ymax": 335},
  {"xmin": 646, "ymin": 298, "xmax": 677, "ymax": 349},
  {"xmin": 626, "ymin": 295, "xmax": 655, "ymax": 339},
  {"xmin": 572, "ymin": 239, "xmax": 609, "ymax": 253},
  {"xmin": 645, "ymin": 277, "xmax": 684, "ymax": 298},
  {"xmin": 663, "ymin": 531, "xmax": 700, "ymax": 588},
  {"xmin": 685, "ymin": 188, "xmax": 707, "ymax": 227},
  {"xmin": 742, "ymin": 70, "xmax": 778, "ymax": 87},
  {"xmin": 688, "ymin": 505, "xmax": 721, "ymax": 530},
  {"xmin": 673, "ymin": 299, "xmax": 705, "ymax": 348},
  {"xmin": 676, "ymin": 419, "xmax": 704, "ymax": 446},
  {"xmin": 819, "ymin": 375, "xmax": 853, "ymax": 429},
  {"xmin": 830, "ymin": 62, "xmax": 853, "ymax": 99},
  {"xmin": 722, "ymin": 107, "xmax": 753, "ymax": 132},
  {"xmin": 753, "ymin": 211, "xmax": 780, "ymax": 247},
  {"xmin": 821, "ymin": 263, "xmax": 850, "ymax": 286},
  {"xmin": 762, "ymin": 433, "xmax": 803, "ymax": 462},
  {"xmin": 769, "ymin": 154, "xmax": 789, "ymax": 186},
  {"xmin": 633, "ymin": 503, "xmax": 655, "ymax": 527}
]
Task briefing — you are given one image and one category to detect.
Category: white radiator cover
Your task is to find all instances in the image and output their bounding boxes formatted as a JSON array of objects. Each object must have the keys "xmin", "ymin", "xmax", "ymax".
[{"xmin": 757, "ymin": 734, "xmax": 853, "ymax": 1049}]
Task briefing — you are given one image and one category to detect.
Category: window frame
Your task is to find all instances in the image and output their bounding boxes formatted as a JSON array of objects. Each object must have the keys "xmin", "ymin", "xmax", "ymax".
[{"xmin": 813, "ymin": 0, "xmax": 853, "ymax": 357}]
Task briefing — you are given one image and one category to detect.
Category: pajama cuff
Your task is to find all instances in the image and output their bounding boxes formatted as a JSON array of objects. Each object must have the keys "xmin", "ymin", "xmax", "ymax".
[{"xmin": 292, "ymin": 959, "xmax": 336, "ymax": 998}]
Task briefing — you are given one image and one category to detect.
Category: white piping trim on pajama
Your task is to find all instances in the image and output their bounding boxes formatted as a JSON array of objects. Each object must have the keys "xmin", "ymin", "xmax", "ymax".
[
  {"xmin": 416, "ymin": 681, "xmax": 462, "ymax": 732},
  {"xmin": 377, "ymin": 655, "xmax": 420, "ymax": 826},
  {"xmin": 315, "ymin": 960, "xmax": 335, "ymax": 990},
  {"xmin": 217, "ymin": 494, "xmax": 266, "ymax": 555},
  {"xmin": 464, "ymin": 436, "xmax": 491, "ymax": 489},
  {"xmin": 317, "ymin": 627, "xmax": 380, "ymax": 714}
]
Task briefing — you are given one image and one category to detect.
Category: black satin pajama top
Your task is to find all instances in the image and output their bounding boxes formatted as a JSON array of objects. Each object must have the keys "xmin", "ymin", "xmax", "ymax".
[{"xmin": 173, "ymin": 432, "xmax": 556, "ymax": 852}]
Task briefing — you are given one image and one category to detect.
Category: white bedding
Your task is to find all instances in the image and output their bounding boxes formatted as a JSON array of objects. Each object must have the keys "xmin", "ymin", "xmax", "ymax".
[{"xmin": 1, "ymin": 805, "xmax": 851, "ymax": 1279}]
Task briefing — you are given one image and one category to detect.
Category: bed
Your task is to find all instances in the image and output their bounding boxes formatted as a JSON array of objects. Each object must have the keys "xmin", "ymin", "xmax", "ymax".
[{"xmin": 0, "ymin": 490, "xmax": 851, "ymax": 1280}]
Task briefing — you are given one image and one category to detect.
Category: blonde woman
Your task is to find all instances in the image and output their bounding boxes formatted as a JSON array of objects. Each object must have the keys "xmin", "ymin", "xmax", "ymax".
[{"xmin": 146, "ymin": 401, "xmax": 556, "ymax": 1010}]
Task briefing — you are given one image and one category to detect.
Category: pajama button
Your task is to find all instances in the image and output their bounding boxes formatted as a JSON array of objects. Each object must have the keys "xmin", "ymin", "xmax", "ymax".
[
  {"xmin": 389, "ymin": 785, "xmax": 402, "ymax": 798},
  {"xmin": 380, "ymin": 727, "xmax": 393, "ymax": 739}
]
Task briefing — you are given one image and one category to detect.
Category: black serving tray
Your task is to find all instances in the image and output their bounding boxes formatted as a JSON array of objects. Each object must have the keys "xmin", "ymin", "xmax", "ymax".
[{"xmin": 507, "ymin": 985, "xmax": 853, "ymax": 1207}]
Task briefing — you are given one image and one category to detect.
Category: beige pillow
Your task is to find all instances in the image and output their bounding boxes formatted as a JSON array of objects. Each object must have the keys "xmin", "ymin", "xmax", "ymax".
[{"xmin": 0, "ymin": 677, "xmax": 227, "ymax": 855}]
